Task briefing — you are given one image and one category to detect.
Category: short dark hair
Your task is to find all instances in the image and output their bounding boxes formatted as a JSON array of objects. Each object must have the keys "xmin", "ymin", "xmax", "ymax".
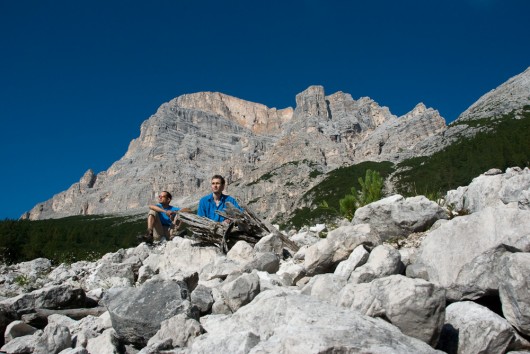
[
  {"xmin": 211, "ymin": 175, "xmax": 225, "ymax": 185},
  {"xmin": 162, "ymin": 191, "xmax": 172, "ymax": 200}
]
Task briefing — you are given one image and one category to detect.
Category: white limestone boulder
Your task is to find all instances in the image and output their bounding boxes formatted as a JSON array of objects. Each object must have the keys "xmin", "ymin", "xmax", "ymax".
[
  {"xmin": 336, "ymin": 275, "xmax": 446, "ymax": 346},
  {"xmin": 499, "ymin": 252, "xmax": 530, "ymax": 336},
  {"xmin": 409, "ymin": 206, "xmax": 530, "ymax": 300},
  {"xmin": 445, "ymin": 167, "xmax": 530, "ymax": 213},
  {"xmin": 437, "ymin": 301, "xmax": 517, "ymax": 354},
  {"xmin": 352, "ymin": 195, "xmax": 448, "ymax": 241},
  {"xmin": 192, "ymin": 289, "xmax": 440, "ymax": 353}
]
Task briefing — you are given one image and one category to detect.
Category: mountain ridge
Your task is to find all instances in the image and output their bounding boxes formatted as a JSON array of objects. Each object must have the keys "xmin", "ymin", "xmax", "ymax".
[{"xmin": 22, "ymin": 67, "xmax": 530, "ymax": 222}]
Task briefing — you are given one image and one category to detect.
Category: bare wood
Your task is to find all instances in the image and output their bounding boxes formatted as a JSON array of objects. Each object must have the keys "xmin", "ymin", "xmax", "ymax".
[
  {"xmin": 176, "ymin": 203, "xmax": 299, "ymax": 253},
  {"xmin": 33, "ymin": 307, "xmax": 107, "ymax": 320}
]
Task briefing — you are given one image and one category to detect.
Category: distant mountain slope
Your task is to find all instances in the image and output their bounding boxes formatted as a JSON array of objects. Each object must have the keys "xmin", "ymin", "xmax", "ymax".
[{"xmin": 22, "ymin": 68, "xmax": 530, "ymax": 223}]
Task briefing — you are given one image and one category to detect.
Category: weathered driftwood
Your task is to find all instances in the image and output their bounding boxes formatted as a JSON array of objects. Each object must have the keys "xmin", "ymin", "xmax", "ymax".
[
  {"xmin": 177, "ymin": 203, "xmax": 299, "ymax": 253},
  {"xmin": 31, "ymin": 306, "xmax": 107, "ymax": 320}
]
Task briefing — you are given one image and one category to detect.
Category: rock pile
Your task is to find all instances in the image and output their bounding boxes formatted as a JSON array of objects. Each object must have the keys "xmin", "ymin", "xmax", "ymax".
[{"xmin": 1, "ymin": 167, "xmax": 529, "ymax": 353}]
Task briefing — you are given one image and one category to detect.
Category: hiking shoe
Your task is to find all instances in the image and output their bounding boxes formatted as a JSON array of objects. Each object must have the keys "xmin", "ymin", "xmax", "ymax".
[{"xmin": 137, "ymin": 231, "xmax": 154, "ymax": 244}]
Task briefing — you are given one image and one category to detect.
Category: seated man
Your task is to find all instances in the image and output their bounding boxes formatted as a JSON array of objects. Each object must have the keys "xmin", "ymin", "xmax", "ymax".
[
  {"xmin": 144, "ymin": 191, "xmax": 181, "ymax": 243},
  {"xmin": 198, "ymin": 174, "xmax": 243, "ymax": 223}
]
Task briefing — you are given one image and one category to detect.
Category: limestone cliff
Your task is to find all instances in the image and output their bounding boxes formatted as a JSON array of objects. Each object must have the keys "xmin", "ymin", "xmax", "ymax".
[{"xmin": 23, "ymin": 67, "xmax": 530, "ymax": 221}]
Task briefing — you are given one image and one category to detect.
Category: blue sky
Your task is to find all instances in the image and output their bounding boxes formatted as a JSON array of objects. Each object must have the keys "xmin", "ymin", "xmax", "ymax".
[{"xmin": 1, "ymin": 0, "xmax": 529, "ymax": 219}]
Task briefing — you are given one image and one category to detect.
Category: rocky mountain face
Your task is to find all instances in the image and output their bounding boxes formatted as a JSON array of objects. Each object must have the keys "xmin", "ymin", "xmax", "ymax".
[
  {"xmin": 457, "ymin": 66, "xmax": 530, "ymax": 122},
  {"xmin": 22, "ymin": 67, "xmax": 530, "ymax": 221},
  {"xmin": 413, "ymin": 67, "xmax": 530, "ymax": 156},
  {"xmin": 2, "ymin": 167, "xmax": 529, "ymax": 353}
]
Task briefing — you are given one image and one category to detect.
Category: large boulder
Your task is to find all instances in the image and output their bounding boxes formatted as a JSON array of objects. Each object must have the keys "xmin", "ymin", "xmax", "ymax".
[
  {"xmin": 499, "ymin": 252, "xmax": 530, "ymax": 336},
  {"xmin": 409, "ymin": 206, "xmax": 530, "ymax": 300},
  {"xmin": 352, "ymin": 195, "xmax": 448, "ymax": 241},
  {"xmin": 348, "ymin": 244, "xmax": 404, "ymax": 284},
  {"xmin": 103, "ymin": 279, "xmax": 193, "ymax": 346},
  {"xmin": 304, "ymin": 223, "xmax": 379, "ymax": 276},
  {"xmin": 0, "ymin": 285, "xmax": 86, "ymax": 318},
  {"xmin": 218, "ymin": 271, "xmax": 261, "ymax": 313},
  {"xmin": 437, "ymin": 301, "xmax": 517, "ymax": 354},
  {"xmin": 191, "ymin": 289, "xmax": 440, "ymax": 353},
  {"xmin": 300, "ymin": 273, "xmax": 347, "ymax": 304},
  {"xmin": 146, "ymin": 313, "xmax": 203, "ymax": 349},
  {"xmin": 445, "ymin": 167, "xmax": 530, "ymax": 213},
  {"xmin": 337, "ymin": 275, "xmax": 446, "ymax": 346},
  {"xmin": 83, "ymin": 262, "xmax": 136, "ymax": 290},
  {"xmin": 142, "ymin": 238, "xmax": 221, "ymax": 279},
  {"xmin": 85, "ymin": 328, "xmax": 121, "ymax": 354}
]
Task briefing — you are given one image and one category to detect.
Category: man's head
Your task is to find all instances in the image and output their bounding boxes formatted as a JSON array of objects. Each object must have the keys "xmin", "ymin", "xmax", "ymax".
[
  {"xmin": 210, "ymin": 175, "xmax": 225, "ymax": 194},
  {"xmin": 158, "ymin": 191, "xmax": 172, "ymax": 203}
]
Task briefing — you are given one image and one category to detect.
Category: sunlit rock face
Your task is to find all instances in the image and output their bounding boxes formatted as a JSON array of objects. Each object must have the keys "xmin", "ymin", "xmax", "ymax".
[{"xmin": 25, "ymin": 65, "xmax": 530, "ymax": 221}]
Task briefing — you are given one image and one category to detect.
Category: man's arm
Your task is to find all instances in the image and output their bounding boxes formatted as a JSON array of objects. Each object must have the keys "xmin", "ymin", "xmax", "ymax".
[{"xmin": 149, "ymin": 204, "xmax": 176, "ymax": 217}]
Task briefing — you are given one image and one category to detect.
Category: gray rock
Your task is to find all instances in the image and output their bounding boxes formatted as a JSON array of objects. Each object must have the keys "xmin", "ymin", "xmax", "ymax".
[
  {"xmin": 289, "ymin": 231, "xmax": 320, "ymax": 248},
  {"xmin": 337, "ymin": 275, "xmax": 446, "ymax": 346},
  {"xmin": 445, "ymin": 167, "xmax": 530, "ymax": 213},
  {"xmin": 0, "ymin": 285, "xmax": 86, "ymax": 318},
  {"xmin": 146, "ymin": 313, "xmax": 203, "ymax": 348},
  {"xmin": 304, "ymin": 223, "xmax": 378, "ymax": 276},
  {"xmin": 193, "ymin": 289, "xmax": 440, "ymax": 353},
  {"xmin": 84, "ymin": 262, "xmax": 136, "ymax": 290},
  {"xmin": 4, "ymin": 320, "xmax": 38, "ymax": 343},
  {"xmin": 276, "ymin": 260, "xmax": 306, "ymax": 286},
  {"xmin": 191, "ymin": 284, "xmax": 214, "ymax": 315},
  {"xmin": 349, "ymin": 244, "xmax": 404, "ymax": 284},
  {"xmin": 253, "ymin": 233, "xmax": 283, "ymax": 255},
  {"xmin": 255, "ymin": 271, "xmax": 285, "ymax": 291},
  {"xmin": 0, "ymin": 333, "xmax": 39, "ymax": 353},
  {"xmin": 300, "ymin": 273, "xmax": 346, "ymax": 303},
  {"xmin": 411, "ymin": 205, "xmax": 530, "ymax": 300},
  {"xmin": 58, "ymin": 348, "xmax": 89, "ymax": 354},
  {"xmin": 333, "ymin": 244, "xmax": 369, "ymax": 279},
  {"xmin": 85, "ymin": 328, "xmax": 120, "ymax": 354},
  {"xmin": 103, "ymin": 279, "xmax": 193, "ymax": 346},
  {"xmin": 199, "ymin": 257, "xmax": 242, "ymax": 282},
  {"xmin": 437, "ymin": 301, "xmax": 516, "ymax": 354},
  {"xmin": 242, "ymin": 252, "xmax": 280, "ymax": 274},
  {"xmin": 191, "ymin": 330, "xmax": 260, "ymax": 354},
  {"xmin": 352, "ymin": 195, "xmax": 448, "ymax": 241},
  {"xmin": 219, "ymin": 271, "xmax": 260, "ymax": 313},
  {"xmin": 226, "ymin": 241, "xmax": 255, "ymax": 264},
  {"xmin": 499, "ymin": 252, "xmax": 530, "ymax": 336},
  {"xmin": 143, "ymin": 238, "xmax": 221, "ymax": 279},
  {"xmin": 33, "ymin": 324, "xmax": 72, "ymax": 354}
]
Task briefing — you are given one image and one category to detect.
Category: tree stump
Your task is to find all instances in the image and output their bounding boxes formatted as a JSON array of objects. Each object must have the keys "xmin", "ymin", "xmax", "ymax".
[{"xmin": 177, "ymin": 203, "xmax": 299, "ymax": 253}]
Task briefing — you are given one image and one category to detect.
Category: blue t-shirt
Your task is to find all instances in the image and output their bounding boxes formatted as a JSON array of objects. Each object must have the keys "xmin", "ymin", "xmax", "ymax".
[
  {"xmin": 156, "ymin": 203, "xmax": 180, "ymax": 226},
  {"xmin": 197, "ymin": 194, "xmax": 242, "ymax": 222}
]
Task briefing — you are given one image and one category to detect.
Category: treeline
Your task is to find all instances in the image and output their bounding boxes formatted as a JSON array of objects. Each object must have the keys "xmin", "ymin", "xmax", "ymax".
[
  {"xmin": 394, "ymin": 109, "xmax": 530, "ymax": 196},
  {"xmin": 0, "ymin": 215, "xmax": 144, "ymax": 265}
]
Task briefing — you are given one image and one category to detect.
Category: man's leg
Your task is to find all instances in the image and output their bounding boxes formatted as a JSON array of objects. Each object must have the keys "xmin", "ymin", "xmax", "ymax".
[{"xmin": 147, "ymin": 210, "xmax": 165, "ymax": 242}]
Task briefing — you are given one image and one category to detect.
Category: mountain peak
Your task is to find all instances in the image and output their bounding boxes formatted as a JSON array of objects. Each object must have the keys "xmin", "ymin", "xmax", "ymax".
[{"xmin": 456, "ymin": 66, "xmax": 530, "ymax": 122}]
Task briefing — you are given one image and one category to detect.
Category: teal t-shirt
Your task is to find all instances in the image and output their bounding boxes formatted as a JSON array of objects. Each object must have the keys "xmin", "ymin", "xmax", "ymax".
[{"xmin": 156, "ymin": 203, "xmax": 180, "ymax": 226}]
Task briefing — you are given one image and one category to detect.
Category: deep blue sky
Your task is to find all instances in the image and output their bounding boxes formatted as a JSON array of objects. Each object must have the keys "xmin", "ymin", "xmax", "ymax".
[{"xmin": 1, "ymin": 0, "xmax": 529, "ymax": 219}]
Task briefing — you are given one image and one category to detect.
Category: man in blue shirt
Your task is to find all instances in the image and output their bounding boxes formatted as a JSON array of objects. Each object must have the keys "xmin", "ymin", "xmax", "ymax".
[
  {"xmin": 198, "ymin": 175, "xmax": 243, "ymax": 223},
  {"xmin": 144, "ymin": 191, "xmax": 182, "ymax": 243}
]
